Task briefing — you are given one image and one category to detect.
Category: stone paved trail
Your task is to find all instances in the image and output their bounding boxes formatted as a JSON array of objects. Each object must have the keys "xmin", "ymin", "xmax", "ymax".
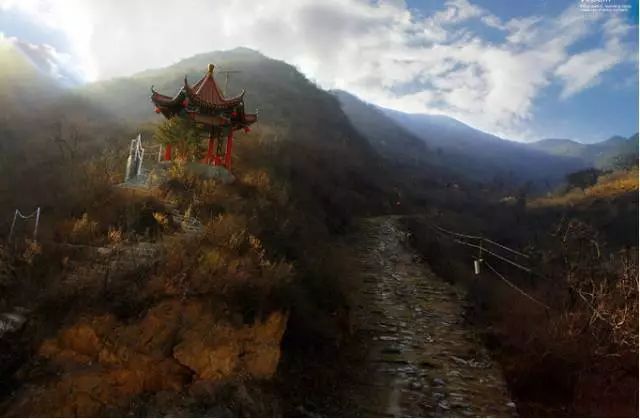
[{"xmin": 341, "ymin": 217, "xmax": 516, "ymax": 417}]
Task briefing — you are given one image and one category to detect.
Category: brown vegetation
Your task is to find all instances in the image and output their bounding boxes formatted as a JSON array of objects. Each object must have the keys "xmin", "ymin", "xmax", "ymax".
[
  {"xmin": 530, "ymin": 167, "xmax": 638, "ymax": 208},
  {"xmin": 404, "ymin": 186, "xmax": 639, "ymax": 417},
  {"xmin": 1, "ymin": 113, "xmax": 384, "ymax": 416}
]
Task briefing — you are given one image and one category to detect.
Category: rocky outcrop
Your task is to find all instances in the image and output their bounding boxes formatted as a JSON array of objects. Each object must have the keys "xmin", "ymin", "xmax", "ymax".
[
  {"xmin": 173, "ymin": 307, "xmax": 287, "ymax": 380},
  {"xmin": 7, "ymin": 299, "xmax": 288, "ymax": 417}
]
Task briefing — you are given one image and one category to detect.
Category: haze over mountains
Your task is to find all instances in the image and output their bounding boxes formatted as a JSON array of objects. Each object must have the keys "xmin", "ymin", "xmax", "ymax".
[
  {"xmin": 335, "ymin": 90, "xmax": 638, "ymax": 185},
  {"xmin": 2, "ymin": 41, "xmax": 638, "ymax": 191},
  {"xmin": 529, "ymin": 134, "xmax": 639, "ymax": 167}
]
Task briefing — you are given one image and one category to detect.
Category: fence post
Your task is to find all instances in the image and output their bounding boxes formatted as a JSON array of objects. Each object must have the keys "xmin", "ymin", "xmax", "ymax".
[
  {"xmin": 125, "ymin": 139, "xmax": 134, "ymax": 182},
  {"xmin": 33, "ymin": 207, "xmax": 41, "ymax": 243},
  {"xmin": 8, "ymin": 209, "xmax": 18, "ymax": 242},
  {"xmin": 138, "ymin": 148, "xmax": 144, "ymax": 176}
]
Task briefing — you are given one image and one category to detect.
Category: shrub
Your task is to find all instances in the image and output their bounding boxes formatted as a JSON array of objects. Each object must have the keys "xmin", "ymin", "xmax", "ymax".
[
  {"xmin": 154, "ymin": 213, "xmax": 293, "ymax": 314},
  {"xmin": 154, "ymin": 117, "xmax": 203, "ymax": 161},
  {"xmin": 69, "ymin": 213, "xmax": 99, "ymax": 244},
  {"xmin": 566, "ymin": 168, "xmax": 602, "ymax": 192}
]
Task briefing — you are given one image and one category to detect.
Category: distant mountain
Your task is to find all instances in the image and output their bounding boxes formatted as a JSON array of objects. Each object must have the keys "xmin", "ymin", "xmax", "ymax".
[
  {"xmin": 332, "ymin": 91, "xmax": 429, "ymax": 166},
  {"xmin": 382, "ymin": 107, "xmax": 596, "ymax": 185},
  {"xmin": 530, "ymin": 134, "xmax": 639, "ymax": 169},
  {"xmin": 382, "ymin": 108, "xmax": 508, "ymax": 150},
  {"xmin": 333, "ymin": 92, "xmax": 588, "ymax": 186}
]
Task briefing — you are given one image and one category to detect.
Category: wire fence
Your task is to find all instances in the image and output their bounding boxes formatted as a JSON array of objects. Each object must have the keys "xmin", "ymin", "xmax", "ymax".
[
  {"xmin": 426, "ymin": 218, "xmax": 623, "ymax": 330},
  {"xmin": 427, "ymin": 221, "xmax": 552, "ymax": 310},
  {"xmin": 8, "ymin": 207, "xmax": 41, "ymax": 244}
]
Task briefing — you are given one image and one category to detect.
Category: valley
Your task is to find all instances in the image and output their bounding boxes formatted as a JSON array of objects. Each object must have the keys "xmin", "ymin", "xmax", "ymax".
[{"xmin": 0, "ymin": 38, "xmax": 637, "ymax": 417}]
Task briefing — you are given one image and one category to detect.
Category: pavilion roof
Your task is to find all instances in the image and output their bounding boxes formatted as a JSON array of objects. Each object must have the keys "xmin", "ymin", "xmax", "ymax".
[
  {"xmin": 184, "ymin": 64, "xmax": 244, "ymax": 110},
  {"xmin": 150, "ymin": 63, "xmax": 257, "ymax": 129}
]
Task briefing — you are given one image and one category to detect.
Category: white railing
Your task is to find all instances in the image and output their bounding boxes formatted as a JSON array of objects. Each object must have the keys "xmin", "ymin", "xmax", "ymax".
[{"xmin": 8, "ymin": 207, "xmax": 41, "ymax": 243}]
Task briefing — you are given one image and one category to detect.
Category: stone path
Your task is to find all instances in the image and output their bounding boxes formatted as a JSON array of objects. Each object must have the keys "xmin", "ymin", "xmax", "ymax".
[{"xmin": 342, "ymin": 217, "xmax": 516, "ymax": 417}]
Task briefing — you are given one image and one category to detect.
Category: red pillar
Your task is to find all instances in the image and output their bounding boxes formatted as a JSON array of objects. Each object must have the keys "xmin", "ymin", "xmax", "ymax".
[
  {"xmin": 205, "ymin": 137, "xmax": 214, "ymax": 164},
  {"xmin": 213, "ymin": 143, "xmax": 222, "ymax": 166},
  {"xmin": 224, "ymin": 130, "xmax": 234, "ymax": 170},
  {"xmin": 164, "ymin": 143, "xmax": 172, "ymax": 161}
]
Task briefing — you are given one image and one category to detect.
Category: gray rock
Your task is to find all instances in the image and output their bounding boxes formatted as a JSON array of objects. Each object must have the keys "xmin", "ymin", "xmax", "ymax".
[
  {"xmin": 432, "ymin": 392, "xmax": 446, "ymax": 400},
  {"xmin": 438, "ymin": 400, "xmax": 450, "ymax": 410},
  {"xmin": 433, "ymin": 378, "xmax": 446, "ymax": 386},
  {"xmin": 409, "ymin": 381, "xmax": 423, "ymax": 390}
]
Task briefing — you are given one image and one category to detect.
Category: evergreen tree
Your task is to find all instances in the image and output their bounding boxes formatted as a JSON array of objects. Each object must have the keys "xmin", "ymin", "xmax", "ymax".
[{"xmin": 154, "ymin": 116, "xmax": 203, "ymax": 161}]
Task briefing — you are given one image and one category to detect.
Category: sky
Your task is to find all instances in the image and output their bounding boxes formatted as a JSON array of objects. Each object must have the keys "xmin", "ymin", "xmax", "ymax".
[{"xmin": 0, "ymin": 0, "xmax": 638, "ymax": 143}]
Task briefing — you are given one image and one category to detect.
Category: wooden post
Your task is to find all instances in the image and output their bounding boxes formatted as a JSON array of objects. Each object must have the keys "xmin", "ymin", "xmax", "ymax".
[
  {"xmin": 164, "ymin": 143, "xmax": 172, "ymax": 161},
  {"xmin": 224, "ymin": 130, "xmax": 234, "ymax": 170}
]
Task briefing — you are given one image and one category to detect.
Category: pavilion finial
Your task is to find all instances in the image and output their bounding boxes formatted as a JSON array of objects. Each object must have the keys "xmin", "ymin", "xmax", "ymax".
[{"xmin": 207, "ymin": 64, "xmax": 214, "ymax": 74}]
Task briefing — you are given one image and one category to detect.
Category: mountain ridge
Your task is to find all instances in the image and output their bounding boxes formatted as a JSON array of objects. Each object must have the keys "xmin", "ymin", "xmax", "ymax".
[
  {"xmin": 337, "ymin": 93, "xmax": 587, "ymax": 185},
  {"xmin": 4, "ymin": 43, "xmax": 636, "ymax": 190},
  {"xmin": 529, "ymin": 133, "xmax": 638, "ymax": 168}
]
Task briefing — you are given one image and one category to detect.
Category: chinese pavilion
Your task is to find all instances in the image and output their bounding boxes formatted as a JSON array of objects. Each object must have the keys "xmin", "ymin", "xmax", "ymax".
[{"xmin": 150, "ymin": 64, "xmax": 257, "ymax": 170}]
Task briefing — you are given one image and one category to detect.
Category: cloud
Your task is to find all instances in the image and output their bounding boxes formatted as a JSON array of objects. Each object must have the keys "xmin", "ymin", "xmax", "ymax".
[
  {"xmin": 0, "ymin": 32, "xmax": 84, "ymax": 84},
  {"xmin": 555, "ymin": 41, "xmax": 624, "ymax": 99},
  {"xmin": 1, "ymin": 0, "xmax": 637, "ymax": 139},
  {"xmin": 555, "ymin": 14, "xmax": 634, "ymax": 99}
]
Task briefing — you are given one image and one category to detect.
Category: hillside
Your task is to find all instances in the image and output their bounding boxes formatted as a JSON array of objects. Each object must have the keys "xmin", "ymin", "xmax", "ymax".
[
  {"xmin": 378, "ymin": 105, "xmax": 637, "ymax": 186},
  {"xmin": 0, "ymin": 47, "xmax": 402, "ymax": 416},
  {"xmin": 527, "ymin": 167, "xmax": 639, "ymax": 246},
  {"xmin": 0, "ymin": 39, "xmax": 130, "ymax": 221},
  {"xmin": 530, "ymin": 133, "xmax": 639, "ymax": 169},
  {"xmin": 370, "ymin": 100, "xmax": 587, "ymax": 186},
  {"xmin": 77, "ymin": 48, "xmax": 499, "ymax": 216},
  {"xmin": 80, "ymin": 48, "xmax": 370, "ymax": 152},
  {"xmin": 530, "ymin": 166, "xmax": 638, "ymax": 207},
  {"xmin": 332, "ymin": 90, "xmax": 429, "ymax": 166}
]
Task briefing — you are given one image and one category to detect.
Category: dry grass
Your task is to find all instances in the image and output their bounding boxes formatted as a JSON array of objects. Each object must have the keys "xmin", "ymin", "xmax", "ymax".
[
  {"xmin": 529, "ymin": 167, "xmax": 638, "ymax": 208},
  {"xmin": 403, "ymin": 212, "xmax": 639, "ymax": 417}
]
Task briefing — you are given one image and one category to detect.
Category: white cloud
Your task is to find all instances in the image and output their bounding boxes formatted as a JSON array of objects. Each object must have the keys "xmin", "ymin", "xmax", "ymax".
[
  {"xmin": 555, "ymin": 41, "xmax": 624, "ymax": 99},
  {"xmin": 1, "ymin": 0, "xmax": 637, "ymax": 139},
  {"xmin": 0, "ymin": 32, "xmax": 85, "ymax": 84},
  {"xmin": 555, "ymin": 14, "xmax": 634, "ymax": 99}
]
